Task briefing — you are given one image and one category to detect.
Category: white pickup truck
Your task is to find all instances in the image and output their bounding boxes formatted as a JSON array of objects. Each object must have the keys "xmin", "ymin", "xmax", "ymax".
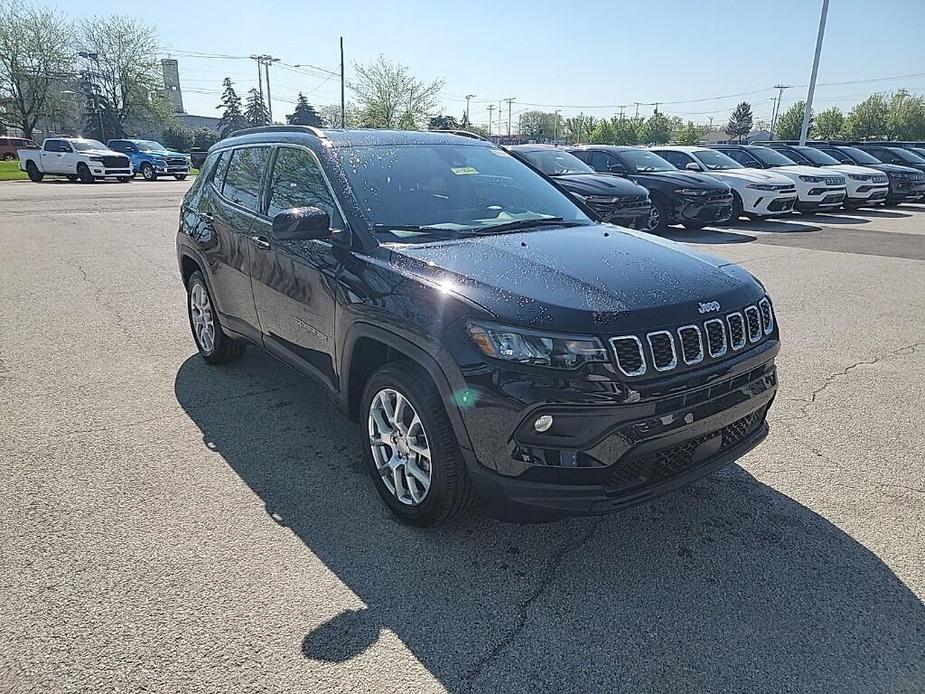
[{"xmin": 19, "ymin": 137, "xmax": 133, "ymax": 183}]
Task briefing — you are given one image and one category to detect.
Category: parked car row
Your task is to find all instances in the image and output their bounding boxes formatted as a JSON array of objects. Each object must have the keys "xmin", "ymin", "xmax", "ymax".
[
  {"xmin": 15, "ymin": 137, "xmax": 190, "ymax": 183},
  {"xmin": 508, "ymin": 139, "xmax": 925, "ymax": 233}
]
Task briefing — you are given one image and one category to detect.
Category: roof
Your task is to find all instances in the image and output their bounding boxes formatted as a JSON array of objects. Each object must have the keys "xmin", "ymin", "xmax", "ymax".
[
  {"xmin": 218, "ymin": 126, "xmax": 492, "ymax": 149},
  {"xmin": 649, "ymin": 145, "xmax": 707, "ymax": 153},
  {"xmin": 567, "ymin": 145, "xmax": 645, "ymax": 152}
]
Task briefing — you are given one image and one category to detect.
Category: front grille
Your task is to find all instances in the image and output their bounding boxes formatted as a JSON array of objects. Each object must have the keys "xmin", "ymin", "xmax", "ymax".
[
  {"xmin": 610, "ymin": 336, "xmax": 646, "ymax": 376},
  {"xmin": 677, "ymin": 325, "xmax": 704, "ymax": 365},
  {"xmin": 768, "ymin": 197, "xmax": 795, "ymax": 211},
  {"xmin": 822, "ymin": 175, "xmax": 845, "ymax": 186},
  {"xmin": 727, "ymin": 313, "xmax": 746, "ymax": 350},
  {"xmin": 166, "ymin": 157, "xmax": 187, "ymax": 166},
  {"xmin": 872, "ymin": 174, "xmax": 888, "ymax": 184},
  {"xmin": 647, "ymin": 331, "xmax": 677, "ymax": 371},
  {"xmin": 706, "ymin": 192, "xmax": 734, "ymax": 203},
  {"xmin": 744, "ymin": 306, "xmax": 762, "ymax": 343},
  {"xmin": 605, "ymin": 407, "xmax": 767, "ymax": 491},
  {"xmin": 704, "ymin": 319, "xmax": 727, "ymax": 357},
  {"xmin": 102, "ymin": 155, "xmax": 129, "ymax": 168},
  {"xmin": 758, "ymin": 298, "xmax": 774, "ymax": 334},
  {"xmin": 822, "ymin": 192, "xmax": 846, "ymax": 204}
]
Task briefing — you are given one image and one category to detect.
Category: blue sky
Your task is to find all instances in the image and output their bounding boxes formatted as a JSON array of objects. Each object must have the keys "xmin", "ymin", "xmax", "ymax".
[{"xmin": 61, "ymin": 0, "xmax": 925, "ymax": 128}]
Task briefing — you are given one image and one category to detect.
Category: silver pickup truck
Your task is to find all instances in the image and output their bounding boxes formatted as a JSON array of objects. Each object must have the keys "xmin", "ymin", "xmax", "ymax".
[{"xmin": 19, "ymin": 137, "xmax": 133, "ymax": 183}]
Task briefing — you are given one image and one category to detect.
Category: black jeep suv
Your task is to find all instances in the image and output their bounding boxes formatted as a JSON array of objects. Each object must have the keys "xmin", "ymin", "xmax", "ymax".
[
  {"xmin": 567, "ymin": 145, "xmax": 734, "ymax": 232},
  {"xmin": 507, "ymin": 144, "xmax": 652, "ymax": 228},
  {"xmin": 177, "ymin": 127, "xmax": 779, "ymax": 526},
  {"xmin": 810, "ymin": 143, "xmax": 925, "ymax": 205}
]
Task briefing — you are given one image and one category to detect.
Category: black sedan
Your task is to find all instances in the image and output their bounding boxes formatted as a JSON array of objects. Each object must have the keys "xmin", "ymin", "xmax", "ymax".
[
  {"xmin": 568, "ymin": 145, "xmax": 734, "ymax": 232},
  {"xmin": 507, "ymin": 145, "xmax": 652, "ymax": 229}
]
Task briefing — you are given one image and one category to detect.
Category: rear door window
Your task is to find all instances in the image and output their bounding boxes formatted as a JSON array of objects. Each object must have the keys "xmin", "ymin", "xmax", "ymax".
[{"xmin": 221, "ymin": 147, "xmax": 271, "ymax": 212}]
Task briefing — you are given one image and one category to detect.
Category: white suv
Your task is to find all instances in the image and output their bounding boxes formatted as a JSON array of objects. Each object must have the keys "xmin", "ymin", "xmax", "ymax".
[
  {"xmin": 762, "ymin": 144, "xmax": 889, "ymax": 208},
  {"xmin": 652, "ymin": 146, "xmax": 797, "ymax": 220},
  {"xmin": 709, "ymin": 145, "xmax": 847, "ymax": 213}
]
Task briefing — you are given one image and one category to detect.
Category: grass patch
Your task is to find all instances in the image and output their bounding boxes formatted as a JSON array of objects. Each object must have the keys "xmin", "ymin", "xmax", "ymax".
[{"xmin": 0, "ymin": 160, "xmax": 28, "ymax": 181}]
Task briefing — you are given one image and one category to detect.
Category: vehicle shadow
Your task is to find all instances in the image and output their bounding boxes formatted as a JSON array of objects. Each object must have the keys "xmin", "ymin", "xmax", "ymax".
[
  {"xmin": 175, "ymin": 351, "xmax": 925, "ymax": 693},
  {"xmin": 843, "ymin": 208, "xmax": 912, "ymax": 219},
  {"xmin": 795, "ymin": 213, "xmax": 867, "ymax": 225},
  {"xmin": 730, "ymin": 218, "xmax": 822, "ymax": 233},
  {"xmin": 662, "ymin": 227, "xmax": 757, "ymax": 244}
]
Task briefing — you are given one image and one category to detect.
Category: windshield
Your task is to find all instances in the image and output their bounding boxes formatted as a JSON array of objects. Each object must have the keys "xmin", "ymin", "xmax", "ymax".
[
  {"xmin": 337, "ymin": 144, "xmax": 592, "ymax": 241},
  {"xmin": 71, "ymin": 139, "xmax": 108, "ymax": 152},
  {"xmin": 135, "ymin": 140, "xmax": 168, "ymax": 153},
  {"xmin": 889, "ymin": 147, "xmax": 925, "ymax": 163},
  {"xmin": 517, "ymin": 148, "xmax": 594, "ymax": 176},
  {"xmin": 619, "ymin": 149, "xmax": 676, "ymax": 173},
  {"xmin": 750, "ymin": 147, "xmax": 799, "ymax": 167},
  {"xmin": 692, "ymin": 149, "xmax": 743, "ymax": 170},
  {"xmin": 838, "ymin": 147, "xmax": 881, "ymax": 165},
  {"xmin": 795, "ymin": 147, "xmax": 840, "ymax": 166}
]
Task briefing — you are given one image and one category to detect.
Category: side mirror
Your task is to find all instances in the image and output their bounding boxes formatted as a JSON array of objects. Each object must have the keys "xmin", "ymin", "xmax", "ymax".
[
  {"xmin": 685, "ymin": 162, "xmax": 702, "ymax": 171},
  {"xmin": 608, "ymin": 163, "xmax": 626, "ymax": 175},
  {"xmin": 272, "ymin": 206, "xmax": 331, "ymax": 241}
]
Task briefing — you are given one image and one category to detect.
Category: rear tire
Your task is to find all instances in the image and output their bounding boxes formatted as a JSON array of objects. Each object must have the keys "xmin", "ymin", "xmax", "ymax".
[
  {"xmin": 2, "ymin": 153, "xmax": 15, "ymax": 161},
  {"xmin": 77, "ymin": 163, "xmax": 94, "ymax": 183},
  {"xmin": 359, "ymin": 362, "xmax": 475, "ymax": 526},
  {"xmin": 26, "ymin": 161, "xmax": 43, "ymax": 182},
  {"xmin": 186, "ymin": 271, "xmax": 244, "ymax": 365},
  {"xmin": 66, "ymin": 175, "xmax": 78, "ymax": 182}
]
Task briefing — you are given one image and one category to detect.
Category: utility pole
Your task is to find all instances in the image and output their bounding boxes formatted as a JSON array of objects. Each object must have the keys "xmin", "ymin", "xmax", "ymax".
[
  {"xmin": 634, "ymin": 102, "xmax": 641, "ymax": 118},
  {"xmin": 770, "ymin": 83, "xmax": 790, "ymax": 138},
  {"xmin": 498, "ymin": 100, "xmax": 502, "ymax": 140},
  {"xmin": 339, "ymin": 37, "xmax": 345, "ymax": 128},
  {"xmin": 618, "ymin": 105, "xmax": 626, "ymax": 120},
  {"xmin": 554, "ymin": 109, "xmax": 561, "ymax": 142},
  {"xmin": 260, "ymin": 55, "xmax": 280, "ymax": 123},
  {"xmin": 503, "ymin": 97, "xmax": 515, "ymax": 138},
  {"xmin": 486, "ymin": 104, "xmax": 495, "ymax": 136},
  {"xmin": 464, "ymin": 94, "xmax": 476, "ymax": 125},
  {"xmin": 250, "ymin": 55, "xmax": 264, "ymax": 102},
  {"xmin": 800, "ymin": 0, "xmax": 829, "ymax": 145}
]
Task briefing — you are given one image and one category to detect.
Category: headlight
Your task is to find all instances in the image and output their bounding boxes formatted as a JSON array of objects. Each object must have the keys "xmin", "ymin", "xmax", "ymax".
[
  {"xmin": 570, "ymin": 192, "xmax": 588, "ymax": 201},
  {"xmin": 676, "ymin": 188, "xmax": 709, "ymax": 196},
  {"xmin": 585, "ymin": 195, "xmax": 621, "ymax": 204},
  {"xmin": 798, "ymin": 175, "xmax": 822, "ymax": 183},
  {"xmin": 88, "ymin": 156, "xmax": 104, "ymax": 162},
  {"xmin": 848, "ymin": 173, "xmax": 871, "ymax": 181},
  {"xmin": 747, "ymin": 183, "xmax": 779, "ymax": 191},
  {"xmin": 467, "ymin": 322, "xmax": 607, "ymax": 369}
]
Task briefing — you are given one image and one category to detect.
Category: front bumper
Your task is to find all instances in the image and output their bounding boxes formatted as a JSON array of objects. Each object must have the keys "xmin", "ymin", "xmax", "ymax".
[
  {"xmin": 888, "ymin": 181, "xmax": 925, "ymax": 201},
  {"xmin": 794, "ymin": 186, "xmax": 846, "ymax": 211},
  {"xmin": 91, "ymin": 167, "xmax": 133, "ymax": 177},
  {"xmin": 669, "ymin": 194, "xmax": 734, "ymax": 225},
  {"xmin": 844, "ymin": 183, "xmax": 889, "ymax": 206}
]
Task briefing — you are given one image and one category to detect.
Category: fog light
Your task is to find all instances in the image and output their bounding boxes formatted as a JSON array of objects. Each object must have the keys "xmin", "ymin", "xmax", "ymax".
[{"xmin": 534, "ymin": 415, "xmax": 553, "ymax": 432}]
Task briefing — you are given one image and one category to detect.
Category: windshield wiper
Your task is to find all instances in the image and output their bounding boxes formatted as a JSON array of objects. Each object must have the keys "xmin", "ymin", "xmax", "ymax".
[
  {"xmin": 473, "ymin": 217, "xmax": 584, "ymax": 234},
  {"xmin": 372, "ymin": 223, "xmax": 470, "ymax": 238}
]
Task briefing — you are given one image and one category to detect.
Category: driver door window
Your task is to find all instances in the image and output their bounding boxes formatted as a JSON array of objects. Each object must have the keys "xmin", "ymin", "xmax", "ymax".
[
  {"xmin": 267, "ymin": 147, "xmax": 343, "ymax": 227},
  {"xmin": 724, "ymin": 149, "xmax": 759, "ymax": 167},
  {"xmin": 589, "ymin": 151, "xmax": 615, "ymax": 173},
  {"xmin": 659, "ymin": 151, "xmax": 694, "ymax": 169}
]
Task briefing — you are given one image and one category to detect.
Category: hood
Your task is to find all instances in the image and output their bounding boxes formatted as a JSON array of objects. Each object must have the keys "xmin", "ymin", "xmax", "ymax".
[
  {"xmin": 822, "ymin": 164, "xmax": 885, "ymax": 177},
  {"xmin": 631, "ymin": 170, "xmax": 730, "ymax": 190},
  {"xmin": 864, "ymin": 162, "xmax": 924, "ymax": 175},
  {"xmin": 698, "ymin": 168, "xmax": 793, "ymax": 185},
  {"xmin": 83, "ymin": 148, "xmax": 124, "ymax": 157},
  {"xmin": 766, "ymin": 164, "xmax": 839, "ymax": 178},
  {"xmin": 551, "ymin": 174, "xmax": 648, "ymax": 197},
  {"xmin": 387, "ymin": 224, "xmax": 763, "ymax": 334}
]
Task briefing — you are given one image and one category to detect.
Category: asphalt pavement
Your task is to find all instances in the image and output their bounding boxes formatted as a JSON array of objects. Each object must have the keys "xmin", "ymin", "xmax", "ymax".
[{"xmin": 1, "ymin": 179, "xmax": 923, "ymax": 693}]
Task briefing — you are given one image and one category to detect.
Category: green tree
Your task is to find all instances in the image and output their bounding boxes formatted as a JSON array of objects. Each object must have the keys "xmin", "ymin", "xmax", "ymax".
[
  {"xmin": 674, "ymin": 121, "xmax": 705, "ymax": 145},
  {"xmin": 350, "ymin": 54, "xmax": 443, "ymax": 129},
  {"xmin": 243, "ymin": 88, "xmax": 269, "ymax": 127},
  {"xmin": 286, "ymin": 92, "xmax": 323, "ymax": 126},
  {"xmin": 775, "ymin": 101, "xmax": 810, "ymax": 141},
  {"xmin": 192, "ymin": 127, "xmax": 219, "ymax": 150},
  {"xmin": 642, "ymin": 112, "xmax": 673, "ymax": 144},
  {"xmin": 887, "ymin": 90, "xmax": 925, "ymax": 140},
  {"xmin": 318, "ymin": 102, "xmax": 360, "ymax": 128},
  {"xmin": 428, "ymin": 113, "xmax": 460, "ymax": 130},
  {"xmin": 813, "ymin": 107, "xmax": 844, "ymax": 139},
  {"xmin": 162, "ymin": 123, "xmax": 193, "ymax": 151},
  {"xmin": 0, "ymin": 0, "xmax": 74, "ymax": 139},
  {"xmin": 611, "ymin": 117, "xmax": 643, "ymax": 145},
  {"xmin": 724, "ymin": 101, "xmax": 754, "ymax": 141},
  {"xmin": 78, "ymin": 14, "xmax": 170, "ymax": 135},
  {"xmin": 216, "ymin": 78, "xmax": 246, "ymax": 137},
  {"xmin": 81, "ymin": 88, "xmax": 121, "ymax": 141},
  {"xmin": 843, "ymin": 94, "xmax": 890, "ymax": 140},
  {"xmin": 519, "ymin": 110, "xmax": 557, "ymax": 141},
  {"xmin": 590, "ymin": 118, "xmax": 615, "ymax": 144}
]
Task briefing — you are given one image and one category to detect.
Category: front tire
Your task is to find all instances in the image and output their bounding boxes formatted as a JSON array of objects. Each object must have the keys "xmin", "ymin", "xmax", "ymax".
[
  {"xmin": 730, "ymin": 191, "xmax": 744, "ymax": 222},
  {"xmin": 360, "ymin": 362, "xmax": 475, "ymax": 526},
  {"xmin": 77, "ymin": 163, "xmax": 94, "ymax": 183},
  {"xmin": 642, "ymin": 197, "xmax": 668, "ymax": 233},
  {"xmin": 186, "ymin": 271, "xmax": 244, "ymax": 364},
  {"xmin": 174, "ymin": 174, "xmax": 188, "ymax": 181},
  {"xmin": 25, "ymin": 161, "xmax": 43, "ymax": 182},
  {"xmin": 117, "ymin": 176, "xmax": 131, "ymax": 183},
  {"xmin": 140, "ymin": 162, "xmax": 157, "ymax": 181}
]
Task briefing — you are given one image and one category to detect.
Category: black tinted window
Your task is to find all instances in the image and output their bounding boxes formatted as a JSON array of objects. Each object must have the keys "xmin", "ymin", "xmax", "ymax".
[
  {"xmin": 658, "ymin": 150, "xmax": 694, "ymax": 168},
  {"xmin": 222, "ymin": 147, "xmax": 270, "ymax": 211},
  {"xmin": 267, "ymin": 147, "xmax": 342, "ymax": 225},
  {"xmin": 44, "ymin": 139, "xmax": 68, "ymax": 152},
  {"xmin": 722, "ymin": 149, "xmax": 757, "ymax": 167},
  {"xmin": 588, "ymin": 151, "xmax": 613, "ymax": 171},
  {"xmin": 818, "ymin": 147, "xmax": 851, "ymax": 164}
]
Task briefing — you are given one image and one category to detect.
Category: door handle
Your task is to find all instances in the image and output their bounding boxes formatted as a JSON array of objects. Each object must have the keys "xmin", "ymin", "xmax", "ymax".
[{"xmin": 250, "ymin": 235, "xmax": 271, "ymax": 251}]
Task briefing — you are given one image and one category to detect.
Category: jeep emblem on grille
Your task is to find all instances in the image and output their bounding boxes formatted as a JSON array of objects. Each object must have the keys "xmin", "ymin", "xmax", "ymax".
[{"xmin": 697, "ymin": 301, "xmax": 721, "ymax": 314}]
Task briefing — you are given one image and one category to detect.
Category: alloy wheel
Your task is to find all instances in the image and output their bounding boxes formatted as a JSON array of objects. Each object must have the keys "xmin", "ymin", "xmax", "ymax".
[
  {"xmin": 368, "ymin": 388, "xmax": 432, "ymax": 506},
  {"xmin": 189, "ymin": 282, "xmax": 215, "ymax": 354},
  {"xmin": 644, "ymin": 205, "xmax": 660, "ymax": 232}
]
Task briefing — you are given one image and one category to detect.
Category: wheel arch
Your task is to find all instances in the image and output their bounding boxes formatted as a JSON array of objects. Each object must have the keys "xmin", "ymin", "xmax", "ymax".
[{"xmin": 341, "ymin": 323, "xmax": 474, "ymax": 452}]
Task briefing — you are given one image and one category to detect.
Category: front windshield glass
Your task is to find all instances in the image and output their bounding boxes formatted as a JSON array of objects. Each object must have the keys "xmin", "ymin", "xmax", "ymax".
[
  {"xmin": 518, "ymin": 148, "xmax": 594, "ymax": 176},
  {"xmin": 136, "ymin": 140, "xmax": 168, "ymax": 153},
  {"xmin": 890, "ymin": 147, "xmax": 925, "ymax": 163},
  {"xmin": 750, "ymin": 147, "xmax": 799, "ymax": 167},
  {"xmin": 838, "ymin": 147, "xmax": 881, "ymax": 165},
  {"xmin": 619, "ymin": 149, "xmax": 676, "ymax": 173},
  {"xmin": 692, "ymin": 149, "xmax": 743, "ymax": 170},
  {"xmin": 796, "ymin": 147, "xmax": 841, "ymax": 166},
  {"xmin": 337, "ymin": 144, "xmax": 592, "ymax": 241},
  {"xmin": 71, "ymin": 139, "xmax": 107, "ymax": 151}
]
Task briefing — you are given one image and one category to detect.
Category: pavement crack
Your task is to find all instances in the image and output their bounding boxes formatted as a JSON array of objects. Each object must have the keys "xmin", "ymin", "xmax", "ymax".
[
  {"xmin": 460, "ymin": 517, "xmax": 603, "ymax": 692},
  {"xmin": 781, "ymin": 341, "xmax": 924, "ymax": 422}
]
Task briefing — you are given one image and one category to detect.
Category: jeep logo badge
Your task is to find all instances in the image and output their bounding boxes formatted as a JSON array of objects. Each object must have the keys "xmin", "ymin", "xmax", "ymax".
[{"xmin": 697, "ymin": 301, "xmax": 721, "ymax": 314}]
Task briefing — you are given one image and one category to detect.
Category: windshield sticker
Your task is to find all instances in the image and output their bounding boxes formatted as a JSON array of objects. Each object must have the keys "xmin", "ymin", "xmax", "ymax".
[{"xmin": 451, "ymin": 166, "xmax": 479, "ymax": 175}]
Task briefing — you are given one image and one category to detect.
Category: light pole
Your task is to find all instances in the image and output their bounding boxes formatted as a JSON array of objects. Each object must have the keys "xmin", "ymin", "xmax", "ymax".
[
  {"xmin": 800, "ymin": 0, "xmax": 829, "ymax": 145},
  {"xmin": 486, "ymin": 104, "xmax": 495, "ymax": 136},
  {"xmin": 464, "ymin": 94, "xmax": 476, "ymax": 126},
  {"xmin": 78, "ymin": 52, "xmax": 105, "ymax": 140},
  {"xmin": 503, "ymin": 97, "xmax": 515, "ymax": 139},
  {"xmin": 554, "ymin": 109, "xmax": 561, "ymax": 143}
]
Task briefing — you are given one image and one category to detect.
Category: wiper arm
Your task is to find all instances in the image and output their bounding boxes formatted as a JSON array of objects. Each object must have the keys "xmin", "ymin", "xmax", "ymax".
[
  {"xmin": 473, "ymin": 217, "xmax": 584, "ymax": 234},
  {"xmin": 372, "ymin": 223, "xmax": 467, "ymax": 237}
]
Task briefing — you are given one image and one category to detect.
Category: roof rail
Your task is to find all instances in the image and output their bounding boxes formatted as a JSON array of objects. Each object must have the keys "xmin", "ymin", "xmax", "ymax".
[
  {"xmin": 227, "ymin": 125, "xmax": 328, "ymax": 138},
  {"xmin": 431, "ymin": 129, "xmax": 489, "ymax": 141}
]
